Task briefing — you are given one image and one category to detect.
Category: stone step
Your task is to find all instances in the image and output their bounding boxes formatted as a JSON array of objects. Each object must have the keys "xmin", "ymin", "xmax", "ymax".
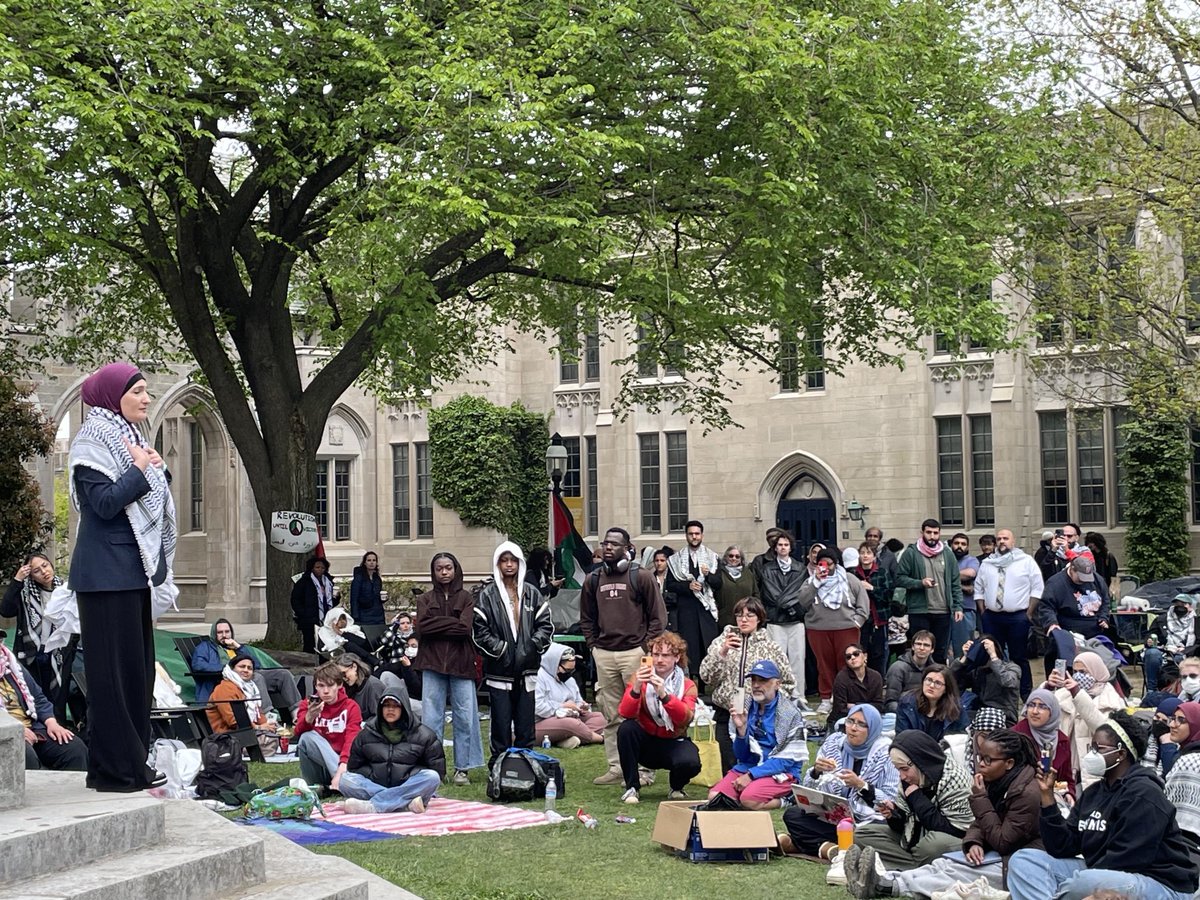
[
  {"xmin": 0, "ymin": 772, "xmax": 165, "ymax": 885},
  {"xmin": 218, "ymin": 875, "xmax": 370, "ymax": 900},
  {"xmin": 4, "ymin": 800, "xmax": 264, "ymax": 900}
]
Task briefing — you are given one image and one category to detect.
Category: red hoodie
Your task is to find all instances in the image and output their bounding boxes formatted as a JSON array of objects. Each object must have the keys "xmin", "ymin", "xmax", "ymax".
[
  {"xmin": 618, "ymin": 675, "xmax": 697, "ymax": 739},
  {"xmin": 293, "ymin": 687, "xmax": 362, "ymax": 764}
]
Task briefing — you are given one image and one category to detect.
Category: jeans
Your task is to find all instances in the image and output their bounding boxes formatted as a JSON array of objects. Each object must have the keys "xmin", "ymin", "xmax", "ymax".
[
  {"xmin": 297, "ymin": 731, "xmax": 341, "ymax": 786},
  {"xmin": 1143, "ymin": 647, "xmax": 1185, "ymax": 693},
  {"xmin": 950, "ymin": 609, "xmax": 977, "ymax": 660},
  {"xmin": 338, "ymin": 768, "xmax": 441, "ymax": 812},
  {"xmin": 981, "ymin": 609, "xmax": 1033, "ymax": 696},
  {"xmin": 1007, "ymin": 848, "xmax": 1195, "ymax": 900},
  {"xmin": 421, "ymin": 671, "xmax": 483, "ymax": 771}
]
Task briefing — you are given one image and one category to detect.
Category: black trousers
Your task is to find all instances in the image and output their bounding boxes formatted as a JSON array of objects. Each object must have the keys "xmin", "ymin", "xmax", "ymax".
[
  {"xmin": 783, "ymin": 805, "xmax": 839, "ymax": 854},
  {"xmin": 25, "ymin": 734, "xmax": 89, "ymax": 771},
  {"xmin": 713, "ymin": 706, "xmax": 736, "ymax": 774},
  {"xmin": 487, "ymin": 680, "xmax": 536, "ymax": 767},
  {"xmin": 77, "ymin": 589, "xmax": 154, "ymax": 792},
  {"xmin": 616, "ymin": 718, "xmax": 701, "ymax": 791},
  {"xmin": 908, "ymin": 613, "xmax": 952, "ymax": 664},
  {"xmin": 299, "ymin": 622, "xmax": 317, "ymax": 654},
  {"xmin": 676, "ymin": 593, "xmax": 718, "ymax": 689}
]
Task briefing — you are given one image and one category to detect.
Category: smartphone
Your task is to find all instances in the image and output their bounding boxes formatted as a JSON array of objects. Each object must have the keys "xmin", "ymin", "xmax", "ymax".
[
  {"xmin": 1053, "ymin": 658, "xmax": 1067, "ymax": 677},
  {"xmin": 641, "ymin": 655, "xmax": 653, "ymax": 670},
  {"xmin": 1040, "ymin": 743, "xmax": 1053, "ymax": 773},
  {"xmin": 731, "ymin": 687, "xmax": 747, "ymax": 712},
  {"xmin": 309, "ymin": 694, "xmax": 320, "ymax": 704},
  {"xmin": 1054, "ymin": 528, "xmax": 1064, "ymax": 538}
]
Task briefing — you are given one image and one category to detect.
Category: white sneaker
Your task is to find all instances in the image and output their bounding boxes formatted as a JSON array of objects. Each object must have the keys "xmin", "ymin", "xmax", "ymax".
[
  {"xmin": 816, "ymin": 698, "xmax": 833, "ymax": 715},
  {"xmin": 826, "ymin": 851, "xmax": 847, "ymax": 886},
  {"xmin": 621, "ymin": 787, "xmax": 640, "ymax": 804},
  {"xmin": 343, "ymin": 798, "xmax": 375, "ymax": 815},
  {"xmin": 930, "ymin": 878, "xmax": 1009, "ymax": 900},
  {"xmin": 557, "ymin": 736, "xmax": 582, "ymax": 750}
]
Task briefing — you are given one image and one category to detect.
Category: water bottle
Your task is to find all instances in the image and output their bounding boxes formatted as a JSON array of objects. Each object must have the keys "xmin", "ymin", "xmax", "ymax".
[
  {"xmin": 545, "ymin": 776, "xmax": 557, "ymax": 813},
  {"xmin": 542, "ymin": 735, "xmax": 552, "ymax": 749},
  {"xmin": 837, "ymin": 817, "xmax": 855, "ymax": 852}
]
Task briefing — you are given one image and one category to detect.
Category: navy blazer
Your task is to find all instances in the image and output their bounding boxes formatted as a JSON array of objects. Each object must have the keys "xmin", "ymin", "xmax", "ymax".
[{"xmin": 68, "ymin": 465, "xmax": 167, "ymax": 592}]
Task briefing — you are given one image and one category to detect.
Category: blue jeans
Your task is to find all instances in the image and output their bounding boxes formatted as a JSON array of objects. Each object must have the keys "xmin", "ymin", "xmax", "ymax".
[
  {"xmin": 422, "ymin": 671, "xmax": 484, "ymax": 771},
  {"xmin": 1145, "ymin": 647, "xmax": 1164, "ymax": 692},
  {"xmin": 1008, "ymin": 848, "xmax": 1195, "ymax": 900},
  {"xmin": 950, "ymin": 609, "xmax": 977, "ymax": 660},
  {"xmin": 981, "ymin": 609, "xmax": 1032, "ymax": 696},
  {"xmin": 338, "ymin": 768, "xmax": 441, "ymax": 812},
  {"xmin": 297, "ymin": 731, "xmax": 341, "ymax": 787}
]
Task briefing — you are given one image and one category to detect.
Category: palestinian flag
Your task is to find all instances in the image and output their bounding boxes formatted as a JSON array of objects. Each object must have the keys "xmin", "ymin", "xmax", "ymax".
[{"xmin": 552, "ymin": 493, "xmax": 593, "ymax": 589}]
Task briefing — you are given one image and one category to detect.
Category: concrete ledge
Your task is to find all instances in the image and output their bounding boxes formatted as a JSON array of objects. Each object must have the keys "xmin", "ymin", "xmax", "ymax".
[
  {"xmin": 0, "ymin": 772, "xmax": 164, "ymax": 884},
  {"xmin": 0, "ymin": 708, "xmax": 25, "ymax": 809}
]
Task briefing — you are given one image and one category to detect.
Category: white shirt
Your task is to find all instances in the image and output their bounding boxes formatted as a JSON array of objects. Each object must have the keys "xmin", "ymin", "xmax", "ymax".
[{"xmin": 975, "ymin": 550, "xmax": 1044, "ymax": 613}]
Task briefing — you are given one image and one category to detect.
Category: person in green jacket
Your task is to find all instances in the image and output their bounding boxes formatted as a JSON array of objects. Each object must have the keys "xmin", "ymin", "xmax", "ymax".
[{"xmin": 895, "ymin": 519, "xmax": 963, "ymax": 664}]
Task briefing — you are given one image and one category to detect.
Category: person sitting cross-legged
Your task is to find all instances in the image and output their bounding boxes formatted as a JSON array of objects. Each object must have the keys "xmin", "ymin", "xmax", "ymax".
[
  {"xmin": 615, "ymin": 630, "xmax": 702, "ymax": 804},
  {"xmin": 844, "ymin": 730, "xmax": 973, "ymax": 898},
  {"xmin": 339, "ymin": 688, "xmax": 444, "ymax": 815},
  {"xmin": 1007, "ymin": 711, "xmax": 1199, "ymax": 900},
  {"xmin": 706, "ymin": 660, "xmax": 807, "ymax": 810},
  {"xmin": 779, "ymin": 703, "xmax": 898, "ymax": 859}
]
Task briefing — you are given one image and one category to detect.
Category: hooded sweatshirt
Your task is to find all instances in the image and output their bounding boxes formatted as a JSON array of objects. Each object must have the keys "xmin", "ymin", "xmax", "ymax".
[
  {"xmin": 413, "ymin": 552, "xmax": 477, "ymax": 680},
  {"xmin": 472, "ymin": 542, "xmax": 554, "ymax": 691},
  {"xmin": 535, "ymin": 642, "xmax": 585, "ymax": 720},
  {"xmin": 293, "ymin": 685, "xmax": 363, "ymax": 765},
  {"xmin": 346, "ymin": 686, "xmax": 446, "ymax": 787},
  {"xmin": 1040, "ymin": 765, "xmax": 1198, "ymax": 893}
]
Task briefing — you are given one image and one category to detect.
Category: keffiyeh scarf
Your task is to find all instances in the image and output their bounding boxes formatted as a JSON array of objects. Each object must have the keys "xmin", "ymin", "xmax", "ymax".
[
  {"xmin": 667, "ymin": 545, "xmax": 720, "ymax": 621},
  {"xmin": 810, "ymin": 565, "xmax": 850, "ymax": 610},
  {"xmin": 222, "ymin": 664, "xmax": 263, "ymax": 722},
  {"xmin": 1169, "ymin": 607, "xmax": 1196, "ymax": 652},
  {"xmin": 68, "ymin": 407, "xmax": 178, "ymax": 615},
  {"xmin": 645, "ymin": 664, "xmax": 687, "ymax": 732},
  {"xmin": 0, "ymin": 644, "xmax": 38, "ymax": 721}
]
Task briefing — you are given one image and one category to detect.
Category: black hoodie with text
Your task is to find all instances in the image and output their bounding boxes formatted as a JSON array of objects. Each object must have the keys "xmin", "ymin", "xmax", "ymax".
[{"xmin": 1040, "ymin": 764, "xmax": 1198, "ymax": 893}]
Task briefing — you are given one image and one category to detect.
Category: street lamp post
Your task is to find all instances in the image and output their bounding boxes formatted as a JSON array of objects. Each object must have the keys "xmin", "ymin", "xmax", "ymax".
[
  {"xmin": 545, "ymin": 433, "xmax": 568, "ymax": 575},
  {"xmin": 845, "ymin": 497, "xmax": 870, "ymax": 531}
]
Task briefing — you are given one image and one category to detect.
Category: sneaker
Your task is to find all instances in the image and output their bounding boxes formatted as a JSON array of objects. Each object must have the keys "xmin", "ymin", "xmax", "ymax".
[
  {"xmin": 407, "ymin": 796, "xmax": 426, "ymax": 814},
  {"xmin": 557, "ymin": 736, "xmax": 582, "ymax": 750},
  {"xmin": 639, "ymin": 768, "xmax": 656, "ymax": 787},
  {"xmin": 593, "ymin": 768, "xmax": 624, "ymax": 785},
  {"xmin": 816, "ymin": 698, "xmax": 833, "ymax": 716},
  {"xmin": 930, "ymin": 878, "xmax": 1009, "ymax": 900},
  {"xmin": 846, "ymin": 845, "xmax": 880, "ymax": 899},
  {"xmin": 621, "ymin": 786, "xmax": 640, "ymax": 804},
  {"xmin": 667, "ymin": 789, "xmax": 688, "ymax": 800},
  {"xmin": 146, "ymin": 769, "xmax": 168, "ymax": 788},
  {"xmin": 826, "ymin": 850, "xmax": 847, "ymax": 885},
  {"xmin": 343, "ymin": 798, "xmax": 375, "ymax": 815},
  {"xmin": 452, "ymin": 769, "xmax": 470, "ymax": 786}
]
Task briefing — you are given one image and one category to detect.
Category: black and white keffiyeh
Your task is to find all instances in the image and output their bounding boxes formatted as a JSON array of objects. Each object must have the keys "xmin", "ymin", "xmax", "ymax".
[
  {"xmin": 645, "ymin": 664, "xmax": 687, "ymax": 732},
  {"xmin": 667, "ymin": 544, "xmax": 720, "ymax": 621},
  {"xmin": 68, "ymin": 406, "xmax": 178, "ymax": 616}
]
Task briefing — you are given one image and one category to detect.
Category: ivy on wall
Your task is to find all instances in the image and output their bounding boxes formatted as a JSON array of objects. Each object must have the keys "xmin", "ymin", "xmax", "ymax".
[
  {"xmin": 428, "ymin": 396, "xmax": 550, "ymax": 553},
  {"xmin": 1123, "ymin": 416, "xmax": 1191, "ymax": 584}
]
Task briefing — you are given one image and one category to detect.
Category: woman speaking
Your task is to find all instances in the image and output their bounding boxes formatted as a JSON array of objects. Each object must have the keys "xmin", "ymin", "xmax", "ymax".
[{"xmin": 68, "ymin": 362, "xmax": 176, "ymax": 792}]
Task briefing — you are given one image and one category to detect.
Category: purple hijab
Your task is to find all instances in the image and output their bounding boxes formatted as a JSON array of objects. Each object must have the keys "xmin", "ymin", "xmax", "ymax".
[{"xmin": 81, "ymin": 362, "xmax": 143, "ymax": 416}]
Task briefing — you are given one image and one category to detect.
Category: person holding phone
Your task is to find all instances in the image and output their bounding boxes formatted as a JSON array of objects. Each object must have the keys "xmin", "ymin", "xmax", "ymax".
[
  {"xmin": 798, "ymin": 548, "xmax": 870, "ymax": 717},
  {"xmin": 1013, "ymin": 689, "xmax": 1076, "ymax": 801},
  {"xmin": 698, "ymin": 597, "xmax": 794, "ymax": 773}
]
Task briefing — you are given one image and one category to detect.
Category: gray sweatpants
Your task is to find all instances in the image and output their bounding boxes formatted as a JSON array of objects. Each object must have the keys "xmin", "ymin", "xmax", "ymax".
[{"xmin": 888, "ymin": 856, "xmax": 1004, "ymax": 898}]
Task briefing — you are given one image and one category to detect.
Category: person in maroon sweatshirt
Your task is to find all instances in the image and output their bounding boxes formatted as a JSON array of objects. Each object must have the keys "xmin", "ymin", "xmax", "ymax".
[
  {"xmin": 293, "ymin": 661, "xmax": 363, "ymax": 793},
  {"xmin": 615, "ymin": 630, "xmax": 701, "ymax": 804}
]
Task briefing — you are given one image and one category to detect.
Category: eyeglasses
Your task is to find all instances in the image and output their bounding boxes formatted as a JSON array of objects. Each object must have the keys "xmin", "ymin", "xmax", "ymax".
[
  {"xmin": 845, "ymin": 650, "xmax": 863, "ymax": 660},
  {"xmin": 845, "ymin": 718, "xmax": 868, "ymax": 730},
  {"xmin": 727, "ymin": 554, "xmax": 742, "ymax": 560},
  {"xmin": 1171, "ymin": 715, "xmax": 1189, "ymax": 725},
  {"xmin": 924, "ymin": 678, "xmax": 946, "ymax": 687},
  {"xmin": 600, "ymin": 540, "xmax": 625, "ymax": 548},
  {"xmin": 1026, "ymin": 701, "xmax": 1051, "ymax": 712},
  {"xmin": 912, "ymin": 642, "xmax": 933, "ymax": 650},
  {"xmin": 976, "ymin": 754, "xmax": 1006, "ymax": 767},
  {"xmin": 735, "ymin": 611, "xmax": 758, "ymax": 619},
  {"xmin": 1086, "ymin": 744, "xmax": 1118, "ymax": 755}
]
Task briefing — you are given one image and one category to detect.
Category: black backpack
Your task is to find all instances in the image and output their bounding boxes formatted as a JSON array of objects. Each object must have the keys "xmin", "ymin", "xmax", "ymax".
[
  {"xmin": 194, "ymin": 732, "xmax": 248, "ymax": 801},
  {"xmin": 486, "ymin": 748, "xmax": 565, "ymax": 803}
]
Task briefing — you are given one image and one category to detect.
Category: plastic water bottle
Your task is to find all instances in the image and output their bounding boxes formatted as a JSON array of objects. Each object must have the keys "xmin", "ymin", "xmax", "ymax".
[
  {"xmin": 542, "ymin": 735, "xmax": 552, "ymax": 749},
  {"xmin": 545, "ymin": 777, "xmax": 557, "ymax": 813}
]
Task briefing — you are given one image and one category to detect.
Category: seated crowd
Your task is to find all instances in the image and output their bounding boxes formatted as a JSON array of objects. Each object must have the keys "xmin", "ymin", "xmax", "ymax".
[{"xmin": 14, "ymin": 518, "xmax": 1200, "ymax": 900}]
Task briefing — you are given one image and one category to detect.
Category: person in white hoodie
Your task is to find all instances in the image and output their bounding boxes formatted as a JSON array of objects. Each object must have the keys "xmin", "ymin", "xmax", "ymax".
[
  {"xmin": 472, "ymin": 541, "xmax": 555, "ymax": 768},
  {"xmin": 534, "ymin": 643, "xmax": 606, "ymax": 749},
  {"xmin": 975, "ymin": 528, "xmax": 1044, "ymax": 696}
]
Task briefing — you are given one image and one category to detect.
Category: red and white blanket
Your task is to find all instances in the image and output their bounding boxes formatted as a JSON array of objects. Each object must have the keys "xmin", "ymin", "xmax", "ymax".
[{"xmin": 324, "ymin": 797, "xmax": 549, "ymax": 837}]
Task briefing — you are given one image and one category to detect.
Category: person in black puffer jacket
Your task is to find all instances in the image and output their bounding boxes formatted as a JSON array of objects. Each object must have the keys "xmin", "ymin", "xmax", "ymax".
[{"xmin": 338, "ymin": 686, "xmax": 445, "ymax": 814}]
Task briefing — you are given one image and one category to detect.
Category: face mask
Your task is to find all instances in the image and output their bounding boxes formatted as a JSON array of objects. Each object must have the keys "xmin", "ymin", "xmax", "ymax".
[
  {"xmin": 1081, "ymin": 748, "xmax": 1119, "ymax": 777},
  {"xmin": 1072, "ymin": 672, "xmax": 1096, "ymax": 692},
  {"xmin": 1175, "ymin": 606, "xmax": 1192, "ymax": 617},
  {"xmin": 558, "ymin": 670, "xmax": 575, "ymax": 683},
  {"xmin": 1184, "ymin": 676, "xmax": 1200, "ymax": 693},
  {"xmin": 952, "ymin": 547, "xmax": 967, "ymax": 560},
  {"xmin": 404, "ymin": 647, "xmax": 418, "ymax": 659}
]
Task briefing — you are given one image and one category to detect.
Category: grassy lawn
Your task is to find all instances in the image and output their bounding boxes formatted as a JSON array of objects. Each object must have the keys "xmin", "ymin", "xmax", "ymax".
[{"xmin": 247, "ymin": 736, "xmax": 847, "ymax": 900}]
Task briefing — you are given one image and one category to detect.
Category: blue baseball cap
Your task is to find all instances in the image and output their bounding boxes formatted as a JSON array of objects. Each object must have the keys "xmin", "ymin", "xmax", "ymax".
[{"xmin": 748, "ymin": 660, "xmax": 781, "ymax": 680}]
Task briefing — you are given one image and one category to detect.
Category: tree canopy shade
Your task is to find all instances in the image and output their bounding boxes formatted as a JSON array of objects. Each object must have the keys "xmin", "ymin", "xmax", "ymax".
[
  {"xmin": 0, "ymin": 0, "xmax": 1072, "ymax": 643},
  {"xmin": 0, "ymin": 376, "xmax": 54, "ymax": 573}
]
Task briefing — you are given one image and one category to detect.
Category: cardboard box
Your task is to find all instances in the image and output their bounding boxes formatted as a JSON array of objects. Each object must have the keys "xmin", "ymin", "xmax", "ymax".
[{"xmin": 651, "ymin": 801, "xmax": 776, "ymax": 863}]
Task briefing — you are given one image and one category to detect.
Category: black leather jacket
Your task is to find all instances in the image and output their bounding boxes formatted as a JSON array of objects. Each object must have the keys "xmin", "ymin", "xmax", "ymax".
[{"xmin": 472, "ymin": 579, "xmax": 554, "ymax": 688}]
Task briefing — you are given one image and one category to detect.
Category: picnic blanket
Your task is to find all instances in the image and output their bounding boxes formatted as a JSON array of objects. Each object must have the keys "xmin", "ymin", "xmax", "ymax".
[
  {"xmin": 234, "ymin": 816, "xmax": 396, "ymax": 846},
  {"xmin": 323, "ymin": 797, "xmax": 550, "ymax": 838}
]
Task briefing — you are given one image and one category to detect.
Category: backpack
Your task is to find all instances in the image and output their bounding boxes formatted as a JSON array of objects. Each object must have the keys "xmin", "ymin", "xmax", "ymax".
[
  {"xmin": 193, "ymin": 732, "xmax": 248, "ymax": 801},
  {"xmin": 486, "ymin": 748, "xmax": 565, "ymax": 803}
]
